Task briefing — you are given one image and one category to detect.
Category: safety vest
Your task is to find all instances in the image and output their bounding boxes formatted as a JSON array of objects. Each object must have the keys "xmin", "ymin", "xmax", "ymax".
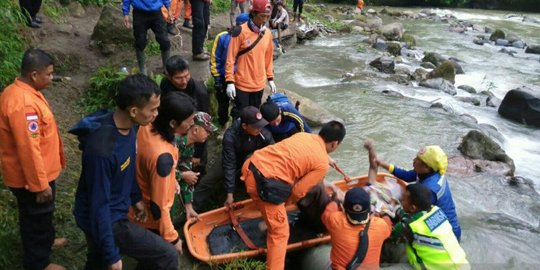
[{"xmin": 405, "ymin": 206, "xmax": 470, "ymax": 270}]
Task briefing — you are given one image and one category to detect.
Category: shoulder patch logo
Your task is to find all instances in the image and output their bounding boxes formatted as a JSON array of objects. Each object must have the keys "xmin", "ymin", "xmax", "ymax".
[
  {"xmin": 424, "ymin": 208, "xmax": 447, "ymax": 232},
  {"xmin": 28, "ymin": 121, "xmax": 39, "ymax": 133},
  {"xmin": 120, "ymin": 156, "xmax": 131, "ymax": 171}
]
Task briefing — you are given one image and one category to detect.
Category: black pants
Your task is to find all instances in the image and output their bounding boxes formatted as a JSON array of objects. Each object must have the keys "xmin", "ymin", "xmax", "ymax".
[
  {"xmin": 193, "ymin": 156, "xmax": 224, "ymax": 211},
  {"xmin": 84, "ymin": 220, "xmax": 178, "ymax": 270},
  {"xmin": 190, "ymin": 0, "xmax": 210, "ymax": 55},
  {"xmin": 215, "ymin": 82, "xmax": 230, "ymax": 127},
  {"xmin": 19, "ymin": 0, "xmax": 42, "ymax": 23},
  {"xmin": 10, "ymin": 181, "xmax": 56, "ymax": 270},
  {"xmin": 231, "ymin": 89, "xmax": 264, "ymax": 119},
  {"xmin": 293, "ymin": 1, "xmax": 304, "ymax": 14},
  {"xmin": 132, "ymin": 9, "xmax": 171, "ymax": 52}
]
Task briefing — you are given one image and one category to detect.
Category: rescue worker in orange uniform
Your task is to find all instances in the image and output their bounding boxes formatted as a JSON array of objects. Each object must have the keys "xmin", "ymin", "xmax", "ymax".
[
  {"xmin": 130, "ymin": 92, "xmax": 196, "ymax": 255},
  {"xmin": 0, "ymin": 48, "xmax": 66, "ymax": 270},
  {"xmin": 322, "ymin": 140, "xmax": 392, "ymax": 270},
  {"xmin": 225, "ymin": 0, "xmax": 277, "ymax": 119},
  {"xmin": 241, "ymin": 120, "xmax": 346, "ymax": 270}
]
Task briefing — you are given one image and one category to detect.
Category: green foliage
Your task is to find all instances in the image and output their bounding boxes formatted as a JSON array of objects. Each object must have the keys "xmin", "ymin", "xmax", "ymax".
[
  {"xmin": 43, "ymin": 0, "xmax": 68, "ymax": 23},
  {"xmin": 211, "ymin": 0, "xmax": 230, "ymax": 14},
  {"xmin": 147, "ymin": 40, "xmax": 162, "ymax": 56},
  {"xmin": 0, "ymin": 0, "xmax": 27, "ymax": 90},
  {"xmin": 77, "ymin": 66, "xmax": 127, "ymax": 115},
  {"xmin": 220, "ymin": 258, "xmax": 266, "ymax": 270}
]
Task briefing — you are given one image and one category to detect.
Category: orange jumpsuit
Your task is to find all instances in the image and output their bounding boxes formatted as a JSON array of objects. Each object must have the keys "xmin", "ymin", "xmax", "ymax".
[
  {"xmin": 322, "ymin": 201, "xmax": 392, "ymax": 270},
  {"xmin": 0, "ymin": 79, "xmax": 65, "ymax": 191},
  {"xmin": 225, "ymin": 22, "xmax": 274, "ymax": 92},
  {"xmin": 241, "ymin": 133, "xmax": 329, "ymax": 270},
  {"xmin": 162, "ymin": 0, "xmax": 191, "ymax": 22},
  {"xmin": 130, "ymin": 125, "xmax": 180, "ymax": 243}
]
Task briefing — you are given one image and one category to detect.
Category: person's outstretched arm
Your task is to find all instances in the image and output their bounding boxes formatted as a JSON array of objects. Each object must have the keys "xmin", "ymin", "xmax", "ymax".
[{"xmin": 363, "ymin": 138, "xmax": 378, "ymax": 183}]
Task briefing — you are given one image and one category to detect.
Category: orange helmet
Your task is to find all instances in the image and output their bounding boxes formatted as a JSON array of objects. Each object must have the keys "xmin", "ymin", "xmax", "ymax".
[{"xmin": 251, "ymin": 0, "xmax": 272, "ymax": 14}]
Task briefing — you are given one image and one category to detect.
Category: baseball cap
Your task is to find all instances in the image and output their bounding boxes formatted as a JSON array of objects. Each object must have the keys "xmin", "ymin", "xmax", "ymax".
[
  {"xmin": 193, "ymin": 112, "xmax": 218, "ymax": 133},
  {"xmin": 344, "ymin": 187, "xmax": 371, "ymax": 225},
  {"xmin": 236, "ymin": 13, "xmax": 250, "ymax": 26},
  {"xmin": 240, "ymin": 106, "xmax": 269, "ymax": 128},
  {"xmin": 251, "ymin": 0, "xmax": 272, "ymax": 14}
]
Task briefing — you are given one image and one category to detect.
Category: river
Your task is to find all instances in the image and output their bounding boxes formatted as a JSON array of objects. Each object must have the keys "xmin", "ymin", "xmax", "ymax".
[{"xmin": 273, "ymin": 7, "xmax": 540, "ymax": 269}]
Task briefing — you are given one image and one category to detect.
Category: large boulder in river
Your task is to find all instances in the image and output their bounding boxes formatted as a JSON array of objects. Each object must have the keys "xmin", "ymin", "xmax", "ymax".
[
  {"xmin": 422, "ymin": 52, "xmax": 446, "ymax": 67},
  {"xmin": 278, "ymin": 89, "xmax": 343, "ymax": 127},
  {"xmin": 369, "ymin": 56, "xmax": 395, "ymax": 74},
  {"xmin": 91, "ymin": 5, "xmax": 134, "ymax": 49},
  {"xmin": 428, "ymin": 60, "xmax": 456, "ymax": 84},
  {"xmin": 419, "ymin": 78, "xmax": 456, "ymax": 95},
  {"xmin": 457, "ymin": 130, "xmax": 515, "ymax": 175},
  {"xmin": 380, "ymin": 22, "xmax": 404, "ymax": 41},
  {"xmin": 498, "ymin": 88, "xmax": 540, "ymax": 127},
  {"xmin": 401, "ymin": 33, "xmax": 417, "ymax": 48},
  {"xmin": 525, "ymin": 45, "xmax": 540, "ymax": 54},
  {"xmin": 489, "ymin": 29, "xmax": 505, "ymax": 41},
  {"xmin": 447, "ymin": 156, "xmax": 514, "ymax": 177}
]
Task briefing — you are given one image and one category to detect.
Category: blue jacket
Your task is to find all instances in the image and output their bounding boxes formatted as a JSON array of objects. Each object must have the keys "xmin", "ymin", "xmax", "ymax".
[
  {"xmin": 70, "ymin": 110, "xmax": 142, "ymax": 265},
  {"xmin": 267, "ymin": 93, "xmax": 311, "ymax": 141},
  {"xmin": 392, "ymin": 166, "xmax": 462, "ymax": 241},
  {"xmin": 122, "ymin": 0, "xmax": 170, "ymax": 16},
  {"xmin": 209, "ymin": 31, "xmax": 231, "ymax": 84}
]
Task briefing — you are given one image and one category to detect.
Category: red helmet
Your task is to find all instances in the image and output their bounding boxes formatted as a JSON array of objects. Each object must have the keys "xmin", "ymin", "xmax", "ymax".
[{"xmin": 251, "ymin": 0, "xmax": 272, "ymax": 14}]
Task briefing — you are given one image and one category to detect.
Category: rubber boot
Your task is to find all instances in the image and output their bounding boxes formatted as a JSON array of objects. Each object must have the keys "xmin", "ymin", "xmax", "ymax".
[
  {"xmin": 293, "ymin": 13, "xmax": 297, "ymax": 22},
  {"xmin": 135, "ymin": 49, "xmax": 147, "ymax": 75},
  {"xmin": 161, "ymin": 49, "xmax": 170, "ymax": 74}
]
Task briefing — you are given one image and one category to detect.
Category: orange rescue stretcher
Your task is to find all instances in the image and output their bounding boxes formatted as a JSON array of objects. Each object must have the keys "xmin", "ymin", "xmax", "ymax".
[{"xmin": 184, "ymin": 172, "xmax": 405, "ymax": 264}]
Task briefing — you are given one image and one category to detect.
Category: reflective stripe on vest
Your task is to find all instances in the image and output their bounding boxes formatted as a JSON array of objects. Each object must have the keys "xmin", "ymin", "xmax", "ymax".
[
  {"xmin": 436, "ymin": 176, "xmax": 447, "ymax": 201},
  {"xmin": 405, "ymin": 206, "xmax": 470, "ymax": 270}
]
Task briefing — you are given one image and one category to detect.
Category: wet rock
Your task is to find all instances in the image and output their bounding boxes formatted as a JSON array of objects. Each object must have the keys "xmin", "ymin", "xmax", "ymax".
[
  {"xmin": 458, "ymin": 85, "xmax": 477, "ymax": 94},
  {"xmin": 422, "ymin": 52, "xmax": 446, "ymax": 67},
  {"xmin": 429, "ymin": 60, "xmax": 456, "ymax": 84},
  {"xmin": 495, "ymin": 39, "xmax": 510, "ymax": 46},
  {"xmin": 369, "ymin": 56, "xmax": 395, "ymax": 74},
  {"xmin": 486, "ymin": 95, "xmax": 501, "ymax": 108},
  {"xmin": 447, "ymin": 156, "xmax": 514, "ymax": 177},
  {"xmin": 498, "ymin": 48, "xmax": 517, "ymax": 56},
  {"xmin": 448, "ymin": 58, "xmax": 464, "ymax": 74},
  {"xmin": 367, "ymin": 9, "xmax": 377, "ymax": 14},
  {"xmin": 525, "ymin": 45, "xmax": 540, "ymax": 54},
  {"xmin": 382, "ymin": 89, "xmax": 404, "ymax": 98},
  {"xmin": 386, "ymin": 42, "xmax": 401, "ymax": 56},
  {"xmin": 323, "ymin": 15, "xmax": 334, "ymax": 22},
  {"xmin": 389, "ymin": 74, "xmax": 410, "ymax": 85},
  {"xmin": 472, "ymin": 24, "xmax": 485, "ymax": 32},
  {"xmin": 401, "ymin": 47, "xmax": 422, "ymax": 60},
  {"xmin": 365, "ymin": 15, "xmax": 383, "ymax": 30},
  {"xmin": 430, "ymin": 102, "xmax": 454, "ymax": 113},
  {"xmin": 457, "ymin": 130, "xmax": 515, "ymax": 175},
  {"xmin": 279, "ymin": 89, "xmax": 343, "ymax": 127},
  {"xmin": 461, "ymin": 114, "xmax": 478, "ymax": 124},
  {"xmin": 380, "ymin": 22, "xmax": 404, "ymax": 41},
  {"xmin": 505, "ymin": 33, "xmax": 520, "ymax": 43},
  {"xmin": 372, "ymin": 39, "xmax": 387, "ymax": 50},
  {"xmin": 394, "ymin": 64, "xmax": 411, "ymax": 77},
  {"xmin": 511, "ymin": 40, "xmax": 525, "ymax": 49},
  {"xmin": 91, "ymin": 5, "xmax": 134, "ymax": 51},
  {"xmin": 420, "ymin": 62, "xmax": 436, "ymax": 69},
  {"xmin": 420, "ymin": 78, "xmax": 456, "ymax": 95},
  {"xmin": 68, "ymin": 2, "xmax": 86, "ymax": 18},
  {"xmin": 456, "ymin": 97, "xmax": 481, "ymax": 106},
  {"xmin": 296, "ymin": 24, "xmax": 320, "ymax": 40},
  {"xmin": 449, "ymin": 26, "xmax": 466, "ymax": 33},
  {"xmin": 413, "ymin": 68, "xmax": 429, "ymax": 81},
  {"xmin": 473, "ymin": 37, "xmax": 488, "ymax": 46},
  {"xmin": 489, "ymin": 29, "xmax": 506, "ymax": 41},
  {"xmin": 400, "ymin": 33, "xmax": 417, "ymax": 48},
  {"xmin": 484, "ymin": 26, "xmax": 494, "ymax": 33},
  {"xmin": 498, "ymin": 87, "xmax": 540, "ymax": 127}
]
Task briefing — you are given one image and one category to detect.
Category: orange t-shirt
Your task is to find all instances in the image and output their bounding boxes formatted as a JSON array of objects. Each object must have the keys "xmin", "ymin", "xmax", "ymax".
[
  {"xmin": 322, "ymin": 201, "xmax": 392, "ymax": 270},
  {"xmin": 131, "ymin": 125, "xmax": 179, "ymax": 243},
  {"xmin": 247, "ymin": 132, "xmax": 329, "ymax": 200},
  {"xmin": 225, "ymin": 22, "xmax": 274, "ymax": 92},
  {"xmin": 0, "ymin": 79, "xmax": 65, "ymax": 191}
]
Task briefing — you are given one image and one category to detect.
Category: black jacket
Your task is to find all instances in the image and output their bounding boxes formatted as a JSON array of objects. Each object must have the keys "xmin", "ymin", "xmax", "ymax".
[
  {"xmin": 160, "ymin": 77, "xmax": 209, "ymax": 159},
  {"xmin": 222, "ymin": 119, "xmax": 274, "ymax": 193}
]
